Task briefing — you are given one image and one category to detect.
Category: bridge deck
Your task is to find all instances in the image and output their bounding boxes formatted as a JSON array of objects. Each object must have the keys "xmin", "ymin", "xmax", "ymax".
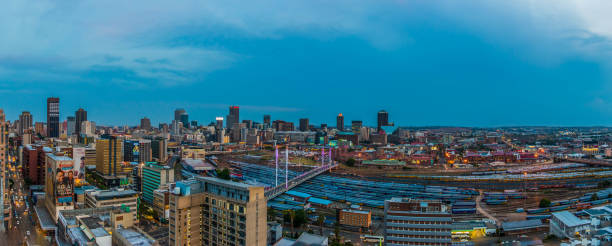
[{"xmin": 264, "ymin": 163, "xmax": 337, "ymax": 200}]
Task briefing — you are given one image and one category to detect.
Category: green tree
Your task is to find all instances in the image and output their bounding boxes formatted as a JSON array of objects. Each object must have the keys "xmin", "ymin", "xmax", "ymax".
[
  {"xmin": 316, "ymin": 215, "xmax": 326, "ymax": 235},
  {"xmin": 539, "ymin": 198, "xmax": 551, "ymax": 208},
  {"xmin": 345, "ymin": 158, "xmax": 356, "ymax": 167},
  {"xmin": 592, "ymin": 194, "xmax": 599, "ymax": 201},
  {"xmin": 217, "ymin": 168, "xmax": 231, "ymax": 180},
  {"xmin": 598, "ymin": 180, "xmax": 611, "ymax": 188}
]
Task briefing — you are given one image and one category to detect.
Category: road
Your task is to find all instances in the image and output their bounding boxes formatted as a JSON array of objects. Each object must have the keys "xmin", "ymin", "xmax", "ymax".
[
  {"xmin": 475, "ymin": 191, "xmax": 500, "ymax": 227},
  {"xmin": 0, "ymin": 147, "xmax": 49, "ymax": 246}
]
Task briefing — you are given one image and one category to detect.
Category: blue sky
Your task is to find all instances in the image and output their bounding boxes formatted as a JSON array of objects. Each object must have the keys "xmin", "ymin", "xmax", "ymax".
[{"xmin": 2, "ymin": 0, "xmax": 612, "ymax": 127}]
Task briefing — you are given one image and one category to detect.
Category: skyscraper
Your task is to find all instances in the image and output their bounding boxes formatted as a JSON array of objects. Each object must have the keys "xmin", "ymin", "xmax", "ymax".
[
  {"xmin": 336, "ymin": 113, "xmax": 344, "ymax": 131},
  {"xmin": 377, "ymin": 110, "xmax": 389, "ymax": 132},
  {"xmin": 174, "ymin": 108, "xmax": 186, "ymax": 122},
  {"xmin": 351, "ymin": 120, "xmax": 362, "ymax": 134},
  {"xmin": 140, "ymin": 117, "xmax": 151, "ymax": 130},
  {"xmin": 47, "ymin": 97, "xmax": 60, "ymax": 138},
  {"xmin": 180, "ymin": 113, "xmax": 189, "ymax": 128},
  {"xmin": 18, "ymin": 111, "xmax": 33, "ymax": 135},
  {"xmin": 227, "ymin": 106, "xmax": 239, "ymax": 128},
  {"xmin": 299, "ymin": 118, "xmax": 310, "ymax": 131},
  {"xmin": 75, "ymin": 108, "xmax": 87, "ymax": 136},
  {"xmin": 216, "ymin": 117, "xmax": 224, "ymax": 130},
  {"xmin": 263, "ymin": 115, "xmax": 271, "ymax": 128},
  {"xmin": 169, "ymin": 177, "xmax": 267, "ymax": 246},
  {"xmin": 151, "ymin": 137, "xmax": 168, "ymax": 162}
]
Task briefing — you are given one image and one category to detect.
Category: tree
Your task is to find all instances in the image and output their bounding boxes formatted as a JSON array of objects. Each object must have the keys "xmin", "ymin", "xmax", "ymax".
[
  {"xmin": 598, "ymin": 180, "xmax": 611, "ymax": 188},
  {"xmin": 345, "ymin": 158, "xmax": 356, "ymax": 167},
  {"xmin": 539, "ymin": 198, "xmax": 551, "ymax": 208},
  {"xmin": 268, "ymin": 207, "xmax": 277, "ymax": 221},
  {"xmin": 592, "ymin": 194, "xmax": 599, "ymax": 201},
  {"xmin": 217, "ymin": 168, "xmax": 231, "ymax": 180},
  {"xmin": 316, "ymin": 215, "xmax": 326, "ymax": 235}
]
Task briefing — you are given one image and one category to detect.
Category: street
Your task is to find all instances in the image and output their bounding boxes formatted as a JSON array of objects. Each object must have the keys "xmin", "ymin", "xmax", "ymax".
[{"xmin": 0, "ymin": 147, "xmax": 49, "ymax": 246}]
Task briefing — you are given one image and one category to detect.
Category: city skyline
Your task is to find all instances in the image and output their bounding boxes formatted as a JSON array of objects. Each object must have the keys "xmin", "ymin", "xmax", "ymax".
[{"xmin": 2, "ymin": 1, "xmax": 612, "ymax": 126}]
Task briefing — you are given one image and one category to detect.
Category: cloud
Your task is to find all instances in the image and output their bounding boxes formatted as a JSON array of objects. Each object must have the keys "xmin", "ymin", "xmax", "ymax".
[{"xmin": 2, "ymin": 0, "xmax": 612, "ymax": 88}]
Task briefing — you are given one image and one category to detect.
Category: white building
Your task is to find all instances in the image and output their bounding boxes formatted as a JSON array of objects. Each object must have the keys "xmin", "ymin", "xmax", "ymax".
[{"xmin": 550, "ymin": 211, "xmax": 591, "ymax": 239}]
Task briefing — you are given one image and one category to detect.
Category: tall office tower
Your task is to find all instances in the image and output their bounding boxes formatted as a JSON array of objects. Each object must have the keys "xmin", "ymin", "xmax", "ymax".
[
  {"xmin": 123, "ymin": 140, "xmax": 140, "ymax": 163},
  {"xmin": 377, "ymin": 110, "xmax": 389, "ymax": 131},
  {"xmin": 180, "ymin": 113, "xmax": 189, "ymax": 128},
  {"xmin": 216, "ymin": 117, "xmax": 224, "ymax": 130},
  {"xmin": 263, "ymin": 115, "xmax": 271, "ymax": 128},
  {"xmin": 96, "ymin": 136, "xmax": 123, "ymax": 176},
  {"xmin": 0, "ymin": 109, "xmax": 7, "ymax": 231},
  {"xmin": 174, "ymin": 108, "xmax": 186, "ymax": 122},
  {"xmin": 169, "ymin": 177, "xmax": 267, "ymax": 246},
  {"xmin": 336, "ymin": 113, "xmax": 344, "ymax": 131},
  {"xmin": 384, "ymin": 198, "xmax": 452, "ymax": 245},
  {"xmin": 299, "ymin": 118, "xmax": 309, "ymax": 132},
  {"xmin": 151, "ymin": 137, "xmax": 168, "ymax": 162},
  {"xmin": 66, "ymin": 116, "xmax": 75, "ymax": 136},
  {"xmin": 138, "ymin": 139, "xmax": 152, "ymax": 163},
  {"xmin": 18, "ymin": 111, "xmax": 33, "ymax": 135},
  {"xmin": 141, "ymin": 163, "xmax": 174, "ymax": 204},
  {"xmin": 45, "ymin": 154, "xmax": 75, "ymax": 222},
  {"xmin": 190, "ymin": 120, "xmax": 198, "ymax": 128},
  {"xmin": 351, "ymin": 120, "xmax": 362, "ymax": 134},
  {"xmin": 47, "ymin": 97, "xmax": 60, "ymax": 138},
  {"xmin": 226, "ymin": 106, "xmax": 240, "ymax": 128},
  {"xmin": 140, "ymin": 117, "xmax": 151, "ymax": 130},
  {"xmin": 75, "ymin": 108, "xmax": 87, "ymax": 136}
]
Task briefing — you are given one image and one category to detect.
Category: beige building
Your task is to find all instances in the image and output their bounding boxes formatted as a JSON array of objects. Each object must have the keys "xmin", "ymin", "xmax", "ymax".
[
  {"xmin": 169, "ymin": 177, "xmax": 267, "ymax": 246},
  {"xmin": 339, "ymin": 209, "xmax": 372, "ymax": 228},
  {"xmin": 85, "ymin": 189, "xmax": 139, "ymax": 223},
  {"xmin": 96, "ymin": 136, "xmax": 123, "ymax": 176}
]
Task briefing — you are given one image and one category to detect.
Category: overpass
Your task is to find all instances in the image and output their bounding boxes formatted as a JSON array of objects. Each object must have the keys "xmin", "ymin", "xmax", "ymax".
[
  {"xmin": 264, "ymin": 163, "xmax": 338, "ymax": 200},
  {"xmin": 555, "ymin": 157, "xmax": 612, "ymax": 167}
]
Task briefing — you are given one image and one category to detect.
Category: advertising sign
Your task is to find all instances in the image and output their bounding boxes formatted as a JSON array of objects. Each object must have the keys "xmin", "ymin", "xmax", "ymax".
[{"xmin": 55, "ymin": 168, "xmax": 74, "ymax": 205}]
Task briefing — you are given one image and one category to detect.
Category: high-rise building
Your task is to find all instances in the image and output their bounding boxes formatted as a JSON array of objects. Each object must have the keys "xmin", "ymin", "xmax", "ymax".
[
  {"xmin": 140, "ymin": 117, "xmax": 151, "ymax": 130},
  {"xmin": 66, "ymin": 116, "xmax": 75, "ymax": 136},
  {"xmin": 22, "ymin": 144, "xmax": 52, "ymax": 185},
  {"xmin": 169, "ymin": 177, "xmax": 267, "ymax": 246},
  {"xmin": 151, "ymin": 137, "xmax": 168, "ymax": 162},
  {"xmin": 123, "ymin": 140, "xmax": 140, "ymax": 163},
  {"xmin": 139, "ymin": 139, "xmax": 152, "ymax": 163},
  {"xmin": 45, "ymin": 153, "xmax": 75, "ymax": 222},
  {"xmin": 18, "ymin": 111, "xmax": 33, "ymax": 135},
  {"xmin": 174, "ymin": 108, "xmax": 186, "ymax": 122},
  {"xmin": 226, "ymin": 106, "xmax": 240, "ymax": 128},
  {"xmin": 180, "ymin": 113, "xmax": 189, "ymax": 128},
  {"xmin": 351, "ymin": 120, "xmax": 362, "ymax": 134},
  {"xmin": 263, "ymin": 115, "xmax": 271, "ymax": 128},
  {"xmin": 299, "ymin": 118, "xmax": 309, "ymax": 132},
  {"xmin": 384, "ymin": 198, "xmax": 452, "ymax": 245},
  {"xmin": 75, "ymin": 108, "xmax": 87, "ymax": 136},
  {"xmin": 47, "ymin": 97, "xmax": 60, "ymax": 138},
  {"xmin": 377, "ymin": 110, "xmax": 390, "ymax": 132},
  {"xmin": 81, "ymin": 121, "xmax": 96, "ymax": 136},
  {"xmin": 0, "ymin": 109, "xmax": 8, "ymax": 231},
  {"xmin": 141, "ymin": 163, "xmax": 174, "ymax": 204},
  {"xmin": 336, "ymin": 113, "xmax": 344, "ymax": 131},
  {"xmin": 216, "ymin": 117, "xmax": 224, "ymax": 130},
  {"xmin": 96, "ymin": 136, "xmax": 123, "ymax": 176}
]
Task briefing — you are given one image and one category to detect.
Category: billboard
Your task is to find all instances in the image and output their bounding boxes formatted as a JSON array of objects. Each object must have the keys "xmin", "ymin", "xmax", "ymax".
[
  {"xmin": 55, "ymin": 168, "xmax": 74, "ymax": 205},
  {"xmin": 73, "ymin": 147, "xmax": 86, "ymax": 179}
]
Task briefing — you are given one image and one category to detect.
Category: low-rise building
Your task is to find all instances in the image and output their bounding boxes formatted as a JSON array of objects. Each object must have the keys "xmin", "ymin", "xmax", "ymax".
[
  {"xmin": 384, "ymin": 198, "xmax": 452, "ymax": 245},
  {"xmin": 550, "ymin": 211, "xmax": 591, "ymax": 239},
  {"xmin": 85, "ymin": 189, "xmax": 139, "ymax": 223},
  {"xmin": 339, "ymin": 209, "xmax": 371, "ymax": 228}
]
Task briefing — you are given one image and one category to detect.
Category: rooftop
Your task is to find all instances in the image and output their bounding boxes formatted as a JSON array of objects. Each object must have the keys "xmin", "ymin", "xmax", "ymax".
[
  {"xmin": 502, "ymin": 220, "xmax": 545, "ymax": 231},
  {"xmin": 47, "ymin": 153, "xmax": 73, "ymax": 161},
  {"xmin": 116, "ymin": 227, "xmax": 154, "ymax": 246},
  {"xmin": 552, "ymin": 211, "xmax": 589, "ymax": 227}
]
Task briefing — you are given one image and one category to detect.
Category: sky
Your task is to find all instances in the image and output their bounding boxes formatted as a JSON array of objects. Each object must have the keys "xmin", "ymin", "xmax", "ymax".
[{"xmin": 2, "ymin": 0, "xmax": 612, "ymax": 127}]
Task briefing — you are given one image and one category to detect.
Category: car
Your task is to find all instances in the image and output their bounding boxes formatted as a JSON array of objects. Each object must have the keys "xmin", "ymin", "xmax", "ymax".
[
  {"xmin": 26, "ymin": 231, "xmax": 30, "ymax": 236},
  {"xmin": 16, "ymin": 221, "xmax": 19, "ymax": 225}
]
